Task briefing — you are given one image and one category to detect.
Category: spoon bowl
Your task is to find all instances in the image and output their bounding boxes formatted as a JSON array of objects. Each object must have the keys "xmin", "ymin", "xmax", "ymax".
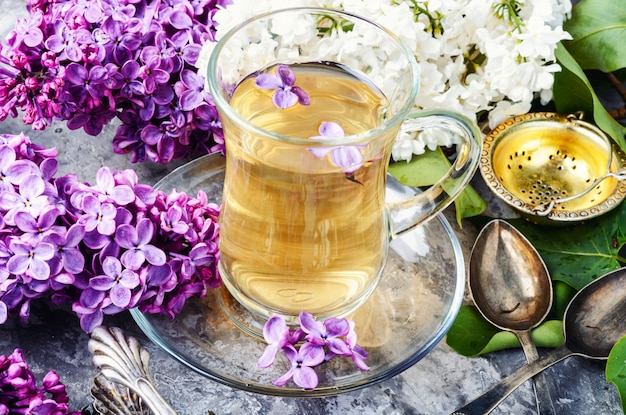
[
  {"xmin": 469, "ymin": 219, "xmax": 555, "ymax": 414},
  {"xmin": 453, "ymin": 266, "xmax": 626, "ymax": 415},
  {"xmin": 469, "ymin": 219, "xmax": 553, "ymax": 332}
]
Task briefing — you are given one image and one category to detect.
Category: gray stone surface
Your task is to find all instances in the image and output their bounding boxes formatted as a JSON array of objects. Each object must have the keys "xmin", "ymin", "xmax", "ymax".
[{"xmin": 0, "ymin": 2, "xmax": 623, "ymax": 414}]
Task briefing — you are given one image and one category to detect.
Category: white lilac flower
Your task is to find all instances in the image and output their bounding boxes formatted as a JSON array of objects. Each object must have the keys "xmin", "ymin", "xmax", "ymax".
[{"xmin": 198, "ymin": 0, "xmax": 572, "ymax": 161}]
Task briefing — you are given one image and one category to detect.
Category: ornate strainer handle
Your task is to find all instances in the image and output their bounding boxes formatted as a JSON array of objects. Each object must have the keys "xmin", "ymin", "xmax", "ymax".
[{"xmin": 88, "ymin": 326, "xmax": 178, "ymax": 415}]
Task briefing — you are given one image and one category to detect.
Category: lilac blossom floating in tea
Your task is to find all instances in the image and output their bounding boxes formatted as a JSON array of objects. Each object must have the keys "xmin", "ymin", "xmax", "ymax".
[
  {"xmin": 255, "ymin": 64, "xmax": 310, "ymax": 109},
  {"xmin": 308, "ymin": 121, "xmax": 367, "ymax": 174}
]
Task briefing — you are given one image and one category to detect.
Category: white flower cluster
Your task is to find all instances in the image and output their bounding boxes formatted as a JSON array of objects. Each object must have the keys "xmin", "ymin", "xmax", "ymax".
[{"xmin": 197, "ymin": 0, "xmax": 572, "ymax": 162}]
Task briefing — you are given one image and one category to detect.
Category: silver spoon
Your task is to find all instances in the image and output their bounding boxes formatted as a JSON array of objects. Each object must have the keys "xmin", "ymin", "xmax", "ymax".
[
  {"xmin": 469, "ymin": 219, "xmax": 555, "ymax": 414},
  {"xmin": 452, "ymin": 266, "xmax": 626, "ymax": 415}
]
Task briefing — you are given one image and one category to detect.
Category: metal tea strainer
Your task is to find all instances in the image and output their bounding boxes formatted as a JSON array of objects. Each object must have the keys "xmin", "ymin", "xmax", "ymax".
[{"xmin": 480, "ymin": 112, "xmax": 626, "ymax": 224}]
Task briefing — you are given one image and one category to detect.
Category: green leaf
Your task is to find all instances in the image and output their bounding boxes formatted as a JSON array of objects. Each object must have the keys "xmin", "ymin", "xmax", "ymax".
[
  {"xmin": 446, "ymin": 305, "xmax": 499, "ymax": 357},
  {"xmin": 446, "ymin": 305, "xmax": 564, "ymax": 357},
  {"xmin": 453, "ymin": 184, "xmax": 487, "ymax": 226},
  {"xmin": 563, "ymin": 0, "xmax": 626, "ymax": 72},
  {"xmin": 388, "ymin": 149, "xmax": 486, "ymax": 225},
  {"xmin": 388, "ymin": 150, "xmax": 449, "ymax": 187},
  {"xmin": 553, "ymin": 43, "xmax": 626, "ymax": 152},
  {"xmin": 548, "ymin": 280, "xmax": 577, "ymax": 321},
  {"xmin": 606, "ymin": 335, "xmax": 626, "ymax": 413}
]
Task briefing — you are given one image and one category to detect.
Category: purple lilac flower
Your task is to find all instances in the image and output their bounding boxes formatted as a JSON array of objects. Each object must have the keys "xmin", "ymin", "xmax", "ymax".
[
  {"xmin": 12, "ymin": 10, "xmax": 44, "ymax": 48},
  {"xmin": 6, "ymin": 239, "xmax": 55, "ymax": 281},
  {"xmin": 299, "ymin": 311, "xmax": 352, "ymax": 356},
  {"xmin": 0, "ymin": 0, "xmax": 226, "ymax": 163},
  {"xmin": 65, "ymin": 63, "xmax": 107, "ymax": 101},
  {"xmin": 44, "ymin": 224, "xmax": 86, "ymax": 276},
  {"xmin": 76, "ymin": 195, "xmax": 117, "ymax": 235},
  {"xmin": 90, "ymin": 256, "xmax": 140, "ymax": 308},
  {"xmin": 346, "ymin": 320, "xmax": 369, "ymax": 370},
  {"xmin": 177, "ymin": 69, "xmax": 213, "ymax": 112},
  {"xmin": 116, "ymin": 218, "xmax": 166, "ymax": 270},
  {"xmin": 14, "ymin": 208, "xmax": 61, "ymax": 242},
  {"xmin": 0, "ymin": 146, "xmax": 38, "ymax": 192},
  {"xmin": 273, "ymin": 343, "xmax": 325, "ymax": 389},
  {"xmin": 309, "ymin": 122, "xmax": 367, "ymax": 174},
  {"xmin": 0, "ymin": 133, "xmax": 221, "ymax": 332},
  {"xmin": 256, "ymin": 64, "xmax": 311, "ymax": 109},
  {"xmin": 259, "ymin": 313, "xmax": 368, "ymax": 389},
  {"xmin": 0, "ymin": 174, "xmax": 50, "ymax": 225},
  {"xmin": 93, "ymin": 166, "xmax": 135, "ymax": 205},
  {"xmin": 0, "ymin": 349, "xmax": 81, "ymax": 415},
  {"xmin": 258, "ymin": 315, "xmax": 293, "ymax": 369}
]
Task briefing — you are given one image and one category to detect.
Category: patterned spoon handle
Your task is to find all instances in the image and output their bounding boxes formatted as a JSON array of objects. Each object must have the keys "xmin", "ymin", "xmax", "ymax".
[{"xmin": 88, "ymin": 326, "xmax": 178, "ymax": 415}]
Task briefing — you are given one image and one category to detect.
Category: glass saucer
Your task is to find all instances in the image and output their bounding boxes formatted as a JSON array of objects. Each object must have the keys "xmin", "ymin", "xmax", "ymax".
[{"xmin": 130, "ymin": 153, "xmax": 465, "ymax": 397}]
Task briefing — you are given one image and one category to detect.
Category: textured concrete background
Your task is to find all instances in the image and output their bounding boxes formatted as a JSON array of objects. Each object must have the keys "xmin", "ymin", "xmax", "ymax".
[{"xmin": 0, "ymin": 1, "xmax": 622, "ymax": 414}]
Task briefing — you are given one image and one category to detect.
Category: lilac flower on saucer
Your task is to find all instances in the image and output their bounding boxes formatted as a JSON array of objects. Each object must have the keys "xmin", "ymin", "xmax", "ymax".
[
  {"xmin": 308, "ymin": 122, "xmax": 366, "ymax": 174},
  {"xmin": 255, "ymin": 64, "xmax": 310, "ymax": 109},
  {"xmin": 273, "ymin": 342, "xmax": 326, "ymax": 389}
]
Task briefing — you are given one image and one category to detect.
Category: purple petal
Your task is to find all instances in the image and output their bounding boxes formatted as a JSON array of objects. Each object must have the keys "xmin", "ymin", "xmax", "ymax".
[
  {"xmin": 116, "ymin": 224, "xmax": 138, "ymax": 248},
  {"xmin": 324, "ymin": 317, "xmax": 350, "ymax": 337},
  {"xmin": 102, "ymin": 256, "xmax": 122, "ymax": 277},
  {"xmin": 140, "ymin": 125, "xmax": 163, "ymax": 146},
  {"xmin": 169, "ymin": 10, "xmax": 193, "ymax": 29},
  {"xmin": 121, "ymin": 60, "xmax": 140, "ymax": 78},
  {"xmin": 24, "ymin": 28, "xmax": 44, "ymax": 47},
  {"xmin": 292, "ymin": 366, "xmax": 319, "ymax": 390},
  {"xmin": 29, "ymin": 258, "xmax": 50, "ymax": 280},
  {"xmin": 351, "ymin": 345, "xmax": 370, "ymax": 370},
  {"xmin": 65, "ymin": 224, "xmax": 86, "ymax": 247},
  {"xmin": 276, "ymin": 65, "xmax": 296, "ymax": 86},
  {"xmin": 22, "ymin": 174, "xmax": 45, "ymax": 198},
  {"xmin": 273, "ymin": 367, "xmax": 295, "ymax": 387},
  {"xmin": 65, "ymin": 63, "xmax": 88, "ymax": 84},
  {"xmin": 121, "ymin": 249, "xmax": 145, "ymax": 270},
  {"xmin": 141, "ymin": 245, "xmax": 166, "ymax": 266},
  {"xmin": 136, "ymin": 219, "xmax": 154, "ymax": 245},
  {"xmin": 308, "ymin": 146, "xmax": 334, "ymax": 159},
  {"xmin": 331, "ymin": 146, "xmax": 364, "ymax": 174},
  {"xmin": 299, "ymin": 311, "xmax": 323, "ymax": 335},
  {"xmin": 120, "ymin": 269, "xmax": 139, "ymax": 288},
  {"xmin": 326, "ymin": 337, "xmax": 351, "ymax": 356},
  {"xmin": 79, "ymin": 288, "xmax": 105, "ymax": 308},
  {"xmin": 33, "ymin": 242, "xmax": 54, "ymax": 260},
  {"xmin": 273, "ymin": 89, "xmax": 298, "ymax": 109},
  {"xmin": 79, "ymin": 309, "xmax": 103, "ymax": 333},
  {"xmin": 110, "ymin": 285, "xmax": 131, "ymax": 308},
  {"xmin": 180, "ymin": 69, "xmax": 202, "ymax": 90},
  {"xmin": 318, "ymin": 122, "xmax": 344, "ymax": 139},
  {"xmin": 62, "ymin": 249, "xmax": 85, "ymax": 274},
  {"xmin": 97, "ymin": 218, "xmax": 117, "ymax": 236},
  {"xmin": 263, "ymin": 315, "xmax": 289, "ymax": 344},
  {"xmin": 7, "ymin": 256, "xmax": 29, "ymax": 275},
  {"xmin": 299, "ymin": 342, "xmax": 326, "ymax": 366},
  {"xmin": 146, "ymin": 264, "xmax": 171, "ymax": 287},
  {"xmin": 96, "ymin": 167, "xmax": 115, "ymax": 192},
  {"xmin": 257, "ymin": 344, "xmax": 280, "ymax": 369},
  {"xmin": 6, "ymin": 161, "xmax": 37, "ymax": 184},
  {"xmin": 0, "ymin": 302, "xmax": 7, "ymax": 325},
  {"xmin": 255, "ymin": 74, "xmax": 282, "ymax": 90},
  {"xmin": 111, "ymin": 185, "xmax": 135, "ymax": 205},
  {"xmin": 179, "ymin": 89, "xmax": 203, "ymax": 111},
  {"xmin": 291, "ymin": 86, "xmax": 310, "ymax": 106},
  {"xmin": 90, "ymin": 276, "xmax": 115, "ymax": 291},
  {"xmin": 14, "ymin": 211, "xmax": 38, "ymax": 233}
]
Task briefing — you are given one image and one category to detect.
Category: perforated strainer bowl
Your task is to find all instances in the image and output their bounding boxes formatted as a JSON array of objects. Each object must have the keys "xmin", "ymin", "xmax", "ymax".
[{"xmin": 481, "ymin": 112, "xmax": 626, "ymax": 224}]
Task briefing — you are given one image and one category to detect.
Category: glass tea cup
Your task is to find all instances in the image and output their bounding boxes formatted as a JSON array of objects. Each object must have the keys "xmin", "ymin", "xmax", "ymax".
[{"xmin": 207, "ymin": 8, "xmax": 482, "ymax": 325}]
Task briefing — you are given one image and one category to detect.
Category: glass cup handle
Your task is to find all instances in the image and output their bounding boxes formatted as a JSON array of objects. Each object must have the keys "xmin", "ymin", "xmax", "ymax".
[{"xmin": 386, "ymin": 110, "xmax": 483, "ymax": 239}]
